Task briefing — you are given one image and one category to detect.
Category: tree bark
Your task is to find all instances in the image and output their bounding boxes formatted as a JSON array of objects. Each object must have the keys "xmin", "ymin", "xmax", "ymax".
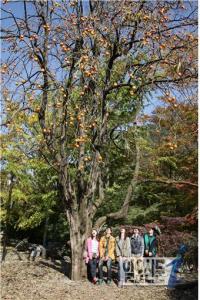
[{"xmin": 66, "ymin": 209, "xmax": 92, "ymax": 280}]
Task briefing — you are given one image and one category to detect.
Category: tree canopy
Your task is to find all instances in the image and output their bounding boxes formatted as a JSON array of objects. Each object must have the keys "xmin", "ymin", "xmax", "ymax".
[{"xmin": 1, "ymin": 0, "xmax": 197, "ymax": 280}]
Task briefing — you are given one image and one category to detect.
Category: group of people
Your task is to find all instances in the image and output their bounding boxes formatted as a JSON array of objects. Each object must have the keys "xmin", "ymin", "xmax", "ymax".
[{"xmin": 84, "ymin": 225, "xmax": 160, "ymax": 287}]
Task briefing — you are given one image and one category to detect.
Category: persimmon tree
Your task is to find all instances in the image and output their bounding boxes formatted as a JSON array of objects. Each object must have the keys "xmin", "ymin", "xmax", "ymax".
[{"xmin": 1, "ymin": 0, "xmax": 197, "ymax": 279}]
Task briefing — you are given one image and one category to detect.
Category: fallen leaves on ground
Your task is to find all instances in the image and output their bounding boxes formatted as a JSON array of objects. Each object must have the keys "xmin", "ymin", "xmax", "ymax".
[{"xmin": 1, "ymin": 259, "xmax": 197, "ymax": 300}]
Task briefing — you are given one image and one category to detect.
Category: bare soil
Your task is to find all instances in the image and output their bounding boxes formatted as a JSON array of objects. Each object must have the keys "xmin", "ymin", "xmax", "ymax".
[{"xmin": 1, "ymin": 259, "xmax": 198, "ymax": 300}]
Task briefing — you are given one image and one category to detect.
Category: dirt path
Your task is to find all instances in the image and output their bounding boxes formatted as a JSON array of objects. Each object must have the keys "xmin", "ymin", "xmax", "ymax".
[{"xmin": 1, "ymin": 260, "xmax": 197, "ymax": 300}]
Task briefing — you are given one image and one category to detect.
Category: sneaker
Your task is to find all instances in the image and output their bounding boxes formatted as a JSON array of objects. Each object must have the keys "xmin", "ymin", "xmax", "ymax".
[
  {"xmin": 97, "ymin": 279, "xmax": 104, "ymax": 285},
  {"xmin": 118, "ymin": 281, "xmax": 123, "ymax": 288},
  {"xmin": 107, "ymin": 279, "xmax": 112, "ymax": 285},
  {"xmin": 92, "ymin": 278, "xmax": 97, "ymax": 284}
]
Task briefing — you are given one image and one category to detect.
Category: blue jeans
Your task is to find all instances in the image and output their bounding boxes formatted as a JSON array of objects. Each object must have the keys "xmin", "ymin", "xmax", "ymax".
[
  {"xmin": 88, "ymin": 258, "xmax": 98, "ymax": 280},
  {"xmin": 118, "ymin": 257, "xmax": 126, "ymax": 283},
  {"xmin": 98, "ymin": 258, "xmax": 112, "ymax": 280}
]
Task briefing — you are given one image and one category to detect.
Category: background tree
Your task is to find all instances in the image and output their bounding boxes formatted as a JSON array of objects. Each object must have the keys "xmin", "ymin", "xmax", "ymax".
[
  {"xmin": 0, "ymin": 107, "xmax": 70, "ymax": 261},
  {"xmin": 1, "ymin": 0, "xmax": 197, "ymax": 279},
  {"xmin": 126, "ymin": 88, "xmax": 197, "ymax": 224}
]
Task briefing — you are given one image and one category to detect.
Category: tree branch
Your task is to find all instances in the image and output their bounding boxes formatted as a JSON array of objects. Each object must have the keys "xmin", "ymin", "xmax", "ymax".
[
  {"xmin": 140, "ymin": 179, "xmax": 198, "ymax": 188},
  {"xmin": 94, "ymin": 131, "xmax": 140, "ymax": 229}
]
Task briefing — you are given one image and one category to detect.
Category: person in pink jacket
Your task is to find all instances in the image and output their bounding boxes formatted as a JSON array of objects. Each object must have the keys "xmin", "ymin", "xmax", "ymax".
[{"xmin": 84, "ymin": 229, "xmax": 99, "ymax": 284}]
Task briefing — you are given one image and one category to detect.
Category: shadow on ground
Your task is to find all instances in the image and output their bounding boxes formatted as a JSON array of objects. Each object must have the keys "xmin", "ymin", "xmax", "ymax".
[
  {"xmin": 39, "ymin": 259, "xmax": 71, "ymax": 277},
  {"xmin": 167, "ymin": 281, "xmax": 198, "ymax": 300}
]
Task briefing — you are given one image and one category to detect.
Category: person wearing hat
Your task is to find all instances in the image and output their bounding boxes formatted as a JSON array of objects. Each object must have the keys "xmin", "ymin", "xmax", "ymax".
[
  {"xmin": 115, "ymin": 227, "xmax": 131, "ymax": 287},
  {"xmin": 98, "ymin": 227, "xmax": 116, "ymax": 285},
  {"xmin": 130, "ymin": 227, "xmax": 144, "ymax": 282}
]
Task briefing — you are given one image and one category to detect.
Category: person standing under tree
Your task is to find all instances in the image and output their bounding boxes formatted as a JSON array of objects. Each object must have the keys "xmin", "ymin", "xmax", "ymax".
[
  {"xmin": 84, "ymin": 229, "xmax": 99, "ymax": 284},
  {"xmin": 143, "ymin": 225, "xmax": 161, "ymax": 281},
  {"xmin": 130, "ymin": 227, "xmax": 144, "ymax": 282},
  {"xmin": 116, "ymin": 227, "xmax": 131, "ymax": 287},
  {"xmin": 144, "ymin": 225, "xmax": 161, "ymax": 257},
  {"xmin": 98, "ymin": 227, "xmax": 116, "ymax": 285}
]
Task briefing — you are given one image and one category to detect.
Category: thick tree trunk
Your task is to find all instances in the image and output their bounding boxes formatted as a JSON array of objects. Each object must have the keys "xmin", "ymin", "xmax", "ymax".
[
  {"xmin": 70, "ymin": 232, "xmax": 82, "ymax": 281},
  {"xmin": 67, "ymin": 210, "xmax": 92, "ymax": 280}
]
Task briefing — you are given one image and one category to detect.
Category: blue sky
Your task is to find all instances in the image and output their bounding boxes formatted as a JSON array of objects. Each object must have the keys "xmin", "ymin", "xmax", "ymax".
[{"xmin": 1, "ymin": 0, "xmax": 197, "ymax": 117}]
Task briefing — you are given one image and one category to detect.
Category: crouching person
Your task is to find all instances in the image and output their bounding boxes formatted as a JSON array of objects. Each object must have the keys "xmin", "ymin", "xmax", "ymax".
[
  {"xmin": 98, "ymin": 227, "xmax": 116, "ymax": 285},
  {"xmin": 130, "ymin": 227, "xmax": 144, "ymax": 282},
  {"xmin": 84, "ymin": 229, "xmax": 99, "ymax": 284},
  {"xmin": 116, "ymin": 227, "xmax": 131, "ymax": 288}
]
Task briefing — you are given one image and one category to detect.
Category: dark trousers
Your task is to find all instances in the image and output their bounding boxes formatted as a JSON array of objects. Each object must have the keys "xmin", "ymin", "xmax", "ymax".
[
  {"xmin": 152, "ymin": 258, "xmax": 156, "ymax": 277},
  {"xmin": 145, "ymin": 258, "xmax": 156, "ymax": 277},
  {"xmin": 98, "ymin": 258, "xmax": 112, "ymax": 280},
  {"xmin": 88, "ymin": 258, "xmax": 98, "ymax": 280}
]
